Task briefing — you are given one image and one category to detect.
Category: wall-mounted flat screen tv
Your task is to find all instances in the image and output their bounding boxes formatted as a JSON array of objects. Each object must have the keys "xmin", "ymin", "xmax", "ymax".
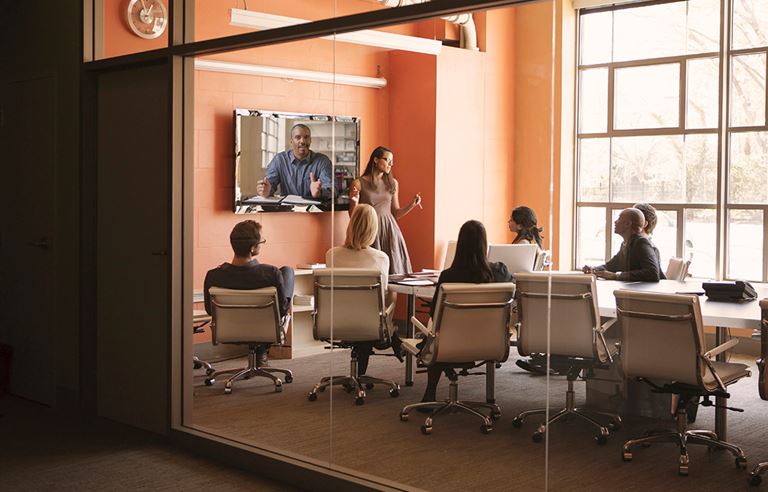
[{"xmin": 234, "ymin": 109, "xmax": 360, "ymax": 213}]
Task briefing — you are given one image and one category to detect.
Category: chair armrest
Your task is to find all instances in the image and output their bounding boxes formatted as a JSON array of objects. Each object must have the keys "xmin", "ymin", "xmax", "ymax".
[
  {"xmin": 384, "ymin": 302, "xmax": 395, "ymax": 320},
  {"xmin": 704, "ymin": 338, "xmax": 739, "ymax": 359},
  {"xmin": 411, "ymin": 316, "xmax": 432, "ymax": 338},
  {"xmin": 597, "ymin": 318, "xmax": 617, "ymax": 334}
]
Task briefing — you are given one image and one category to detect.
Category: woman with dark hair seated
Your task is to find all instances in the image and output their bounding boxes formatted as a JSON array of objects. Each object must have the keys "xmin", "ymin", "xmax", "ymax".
[
  {"xmin": 419, "ymin": 220, "xmax": 512, "ymax": 406},
  {"xmin": 509, "ymin": 205, "xmax": 544, "ymax": 249}
]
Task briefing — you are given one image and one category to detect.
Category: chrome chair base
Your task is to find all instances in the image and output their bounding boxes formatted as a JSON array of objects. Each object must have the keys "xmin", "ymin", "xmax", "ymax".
[
  {"xmin": 205, "ymin": 347, "xmax": 292, "ymax": 394},
  {"xmin": 622, "ymin": 406, "xmax": 747, "ymax": 476},
  {"xmin": 193, "ymin": 355, "xmax": 214, "ymax": 375},
  {"xmin": 511, "ymin": 377, "xmax": 620, "ymax": 444},
  {"xmin": 749, "ymin": 462, "xmax": 768, "ymax": 486},
  {"xmin": 307, "ymin": 354, "xmax": 400, "ymax": 405},
  {"xmin": 400, "ymin": 379, "xmax": 501, "ymax": 435}
]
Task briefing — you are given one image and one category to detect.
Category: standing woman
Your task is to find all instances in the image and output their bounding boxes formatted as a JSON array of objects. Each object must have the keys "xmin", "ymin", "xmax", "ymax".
[{"xmin": 349, "ymin": 146, "xmax": 422, "ymax": 274}]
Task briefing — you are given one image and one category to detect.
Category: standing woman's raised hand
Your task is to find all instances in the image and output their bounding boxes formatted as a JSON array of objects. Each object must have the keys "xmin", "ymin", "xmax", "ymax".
[
  {"xmin": 411, "ymin": 192, "xmax": 422, "ymax": 209},
  {"xmin": 349, "ymin": 184, "xmax": 360, "ymax": 206}
]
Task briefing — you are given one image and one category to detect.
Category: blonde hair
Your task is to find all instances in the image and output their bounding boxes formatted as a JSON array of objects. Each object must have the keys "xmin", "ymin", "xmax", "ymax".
[{"xmin": 345, "ymin": 204, "xmax": 378, "ymax": 250}]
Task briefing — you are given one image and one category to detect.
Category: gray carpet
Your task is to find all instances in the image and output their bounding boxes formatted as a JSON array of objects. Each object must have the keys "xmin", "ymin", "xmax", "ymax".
[
  {"xmin": 0, "ymin": 396, "xmax": 297, "ymax": 491},
  {"xmin": 193, "ymin": 350, "xmax": 768, "ymax": 491}
]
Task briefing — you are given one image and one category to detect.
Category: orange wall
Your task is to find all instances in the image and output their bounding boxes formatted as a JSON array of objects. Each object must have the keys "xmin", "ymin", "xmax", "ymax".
[
  {"xmin": 513, "ymin": 1, "xmax": 560, "ymax": 265},
  {"xmin": 388, "ymin": 51, "xmax": 437, "ymax": 273}
]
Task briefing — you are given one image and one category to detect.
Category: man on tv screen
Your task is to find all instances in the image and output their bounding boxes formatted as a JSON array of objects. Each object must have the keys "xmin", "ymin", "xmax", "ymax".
[{"xmin": 256, "ymin": 123, "xmax": 334, "ymax": 200}]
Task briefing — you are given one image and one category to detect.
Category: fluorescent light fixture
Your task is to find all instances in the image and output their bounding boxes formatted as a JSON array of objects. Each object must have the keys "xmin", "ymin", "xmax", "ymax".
[
  {"xmin": 194, "ymin": 59, "xmax": 387, "ymax": 89},
  {"xmin": 230, "ymin": 9, "xmax": 443, "ymax": 56}
]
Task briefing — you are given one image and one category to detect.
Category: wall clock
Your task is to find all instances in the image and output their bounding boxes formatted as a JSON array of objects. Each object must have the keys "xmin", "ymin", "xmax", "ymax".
[{"xmin": 127, "ymin": 0, "xmax": 168, "ymax": 39}]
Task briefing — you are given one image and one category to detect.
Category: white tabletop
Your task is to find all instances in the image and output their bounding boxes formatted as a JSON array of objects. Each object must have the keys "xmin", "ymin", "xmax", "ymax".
[{"xmin": 392, "ymin": 276, "xmax": 767, "ymax": 330}]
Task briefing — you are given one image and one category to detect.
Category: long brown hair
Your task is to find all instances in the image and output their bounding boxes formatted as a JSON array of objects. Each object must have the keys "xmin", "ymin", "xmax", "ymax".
[
  {"xmin": 361, "ymin": 146, "xmax": 396, "ymax": 194},
  {"xmin": 451, "ymin": 220, "xmax": 493, "ymax": 282}
]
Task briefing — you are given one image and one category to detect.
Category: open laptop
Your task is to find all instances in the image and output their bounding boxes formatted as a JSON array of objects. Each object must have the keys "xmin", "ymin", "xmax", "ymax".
[{"xmin": 487, "ymin": 243, "xmax": 539, "ymax": 276}]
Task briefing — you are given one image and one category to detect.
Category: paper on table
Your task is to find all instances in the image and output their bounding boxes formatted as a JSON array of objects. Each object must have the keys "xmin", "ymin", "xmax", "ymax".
[{"xmin": 395, "ymin": 279, "xmax": 435, "ymax": 286}]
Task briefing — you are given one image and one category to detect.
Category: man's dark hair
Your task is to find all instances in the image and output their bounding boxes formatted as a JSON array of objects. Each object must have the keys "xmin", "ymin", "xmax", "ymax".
[
  {"xmin": 633, "ymin": 202, "xmax": 657, "ymax": 235},
  {"xmin": 229, "ymin": 220, "xmax": 262, "ymax": 257},
  {"xmin": 291, "ymin": 123, "xmax": 311, "ymax": 136}
]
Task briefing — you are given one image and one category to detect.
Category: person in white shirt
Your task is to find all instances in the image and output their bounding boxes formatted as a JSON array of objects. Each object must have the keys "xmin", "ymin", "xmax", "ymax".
[{"xmin": 325, "ymin": 203, "xmax": 403, "ymax": 374}]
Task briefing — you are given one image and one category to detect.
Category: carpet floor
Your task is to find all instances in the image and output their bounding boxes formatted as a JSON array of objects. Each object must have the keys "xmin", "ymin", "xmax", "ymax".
[{"xmin": 192, "ymin": 350, "xmax": 768, "ymax": 491}]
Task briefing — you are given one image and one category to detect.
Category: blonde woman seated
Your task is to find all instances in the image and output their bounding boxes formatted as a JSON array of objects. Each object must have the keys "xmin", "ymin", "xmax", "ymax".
[{"xmin": 325, "ymin": 203, "xmax": 404, "ymax": 375}]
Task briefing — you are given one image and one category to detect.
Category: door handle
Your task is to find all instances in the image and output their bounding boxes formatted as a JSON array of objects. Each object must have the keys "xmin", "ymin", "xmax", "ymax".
[
  {"xmin": 151, "ymin": 250, "xmax": 168, "ymax": 256},
  {"xmin": 27, "ymin": 237, "xmax": 50, "ymax": 250}
]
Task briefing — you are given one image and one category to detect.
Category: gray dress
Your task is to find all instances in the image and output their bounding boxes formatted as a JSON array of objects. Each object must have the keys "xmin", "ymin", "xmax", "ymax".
[{"xmin": 359, "ymin": 177, "xmax": 412, "ymax": 274}]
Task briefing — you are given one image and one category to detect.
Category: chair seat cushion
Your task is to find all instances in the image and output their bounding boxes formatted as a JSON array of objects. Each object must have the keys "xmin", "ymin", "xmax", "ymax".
[{"xmin": 703, "ymin": 361, "xmax": 751, "ymax": 391}]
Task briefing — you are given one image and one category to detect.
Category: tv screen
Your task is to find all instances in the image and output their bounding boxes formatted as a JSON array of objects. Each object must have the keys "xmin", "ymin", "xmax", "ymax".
[{"xmin": 233, "ymin": 109, "xmax": 360, "ymax": 213}]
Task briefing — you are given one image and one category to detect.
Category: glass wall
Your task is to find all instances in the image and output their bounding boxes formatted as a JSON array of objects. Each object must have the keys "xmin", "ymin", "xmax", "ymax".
[{"xmin": 186, "ymin": 2, "xmax": 558, "ymax": 489}]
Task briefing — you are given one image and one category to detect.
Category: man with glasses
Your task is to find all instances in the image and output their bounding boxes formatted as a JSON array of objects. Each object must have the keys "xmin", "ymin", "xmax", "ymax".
[{"xmin": 203, "ymin": 220, "xmax": 294, "ymax": 367}]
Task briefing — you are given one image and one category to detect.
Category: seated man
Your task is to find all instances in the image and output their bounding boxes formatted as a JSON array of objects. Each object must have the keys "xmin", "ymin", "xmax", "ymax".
[
  {"xmin": 256, "ymin": 123, "xmax": 334, "ymax": 200},
  {"xmin": 583, "ymin": 207, "xmax": 664, "ymax": 282},
  {"xmin": 203, "ymin": 220, "xmax": 294, "ymax": 367}
]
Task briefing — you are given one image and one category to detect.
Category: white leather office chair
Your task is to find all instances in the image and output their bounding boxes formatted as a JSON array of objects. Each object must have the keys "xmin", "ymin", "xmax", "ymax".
[
  {"xmin": 399, "ymin": 282, "xmax": 515, "ymax": 435},
  {"xmin": 614, "ymin": 289, "xmax": 750, "ymax": 476},
  {"xmin": 748, "ymin": 298, "xmax": 768, "ymax": 486},
  {"xmin": 512, "ymin": 273, "xmax": 621, "ymax": 444},
  {"xmin": 308, "ymin": 268, "xmax": 399, "ymax": 405},
  {"xmin": 665, "ymin": 257, "xmax": 691, "ymax": 281},
  {"xmin": 205, "ymin": 287, "xmax": 293, "ymax": 394},
  {"xmin": 442, "ymin": 240, "xmax": 457, "ymax": 269}
]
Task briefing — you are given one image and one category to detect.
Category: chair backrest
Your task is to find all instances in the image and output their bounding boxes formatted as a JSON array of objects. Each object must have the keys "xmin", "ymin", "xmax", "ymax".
[
  {"xmin": 442, "ymin": 240, "xmax": 457, "ymax": 269},
  {"xmin": 665, "ymin": 257, "xmax": 691, "ymax": 281},
  {"xmin": 488, "ymin": 244, "xmax": 538, "ymax": 276},
  {"xmin": 614, "ymin": 290, "xmax": 705, "ymax": 387},
  {"xmin": 427, "ymin": 282, "xmax": 515, "ymax": 364},
  {"xmin": 515, "ymin": 272, "xmax": 604, "ymax": 361},
  {"xmin": 759, "ymin": 298, "xmax": 767, "ymax": 400},
  {"xmin": 534, "ymin": 249, "xmax": 552, "ymax": 271},
  {"xmin": 208, "ymin": 287, "xmax": 284, "ymax": 345},
  {"xmin": 312, "ymin": 268, "xmax": 387, "ymax": 342}
]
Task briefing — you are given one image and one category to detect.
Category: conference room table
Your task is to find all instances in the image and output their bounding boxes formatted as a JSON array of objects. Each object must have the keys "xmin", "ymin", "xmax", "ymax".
[{"xmin": 391, "ymin": 273, "xmax": 768, "ymax": 440}]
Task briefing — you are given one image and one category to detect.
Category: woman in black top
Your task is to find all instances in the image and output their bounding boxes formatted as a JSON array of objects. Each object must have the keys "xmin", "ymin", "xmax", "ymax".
[{"xmin": 421, "ymin": 220, "xmax": 511, "ymax": 404}]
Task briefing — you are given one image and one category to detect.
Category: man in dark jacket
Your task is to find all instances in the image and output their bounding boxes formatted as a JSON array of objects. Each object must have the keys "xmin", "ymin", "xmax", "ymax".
[
  {"xmin": 583, "ymin": 207, "xmax": 664, "ymax": 282},
  {"xmin": 204, "ymin": 220, "xmax": 294, "ymax": 366}
]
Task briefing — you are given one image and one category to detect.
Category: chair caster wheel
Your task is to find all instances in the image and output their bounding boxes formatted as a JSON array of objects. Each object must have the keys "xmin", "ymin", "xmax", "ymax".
[
  {"xmin": 365, "ymin": 383, "xmax": 374, "ymax": 390},
  {"xmin": 284, "ymin": 375, "xmax": 293, "ymax": 383},
  {"xmin": 389, "ymin": 388, "xmax": 399, "ymax": 397},
  {"xmin": 749, "ymin": 474, "xmax": 762, "ymax": 486},
  {"xmin": 491, "ymin": 411, "xmax": 501, "ymax": 421},
  {"xmin": 224, "ymin": 386, "xmax": 232, "ymax": 395},
  {"xmin": 355, "ymin": 396, "xmax": 365, "ymax": 406},
  {"xmin": 622, "ymin": 452, "xmax": 633, "ymax": 462},
  {"xmin": 736, "ymin": 457, "xmax": 748, "ymax": 469},
  {"xmin": 511, "ymin": 417, "xmax": 523, "ymax": 428},
  {"xmin": 400, "ymin": 412, "xmax": 409, "ymax": 422},
  {"xmin": 274, "ymin": 383, "xmax": 283, "ymax": 393},
  {"xmin": 595, "ymin": 434, "xmax": 608, "ymax": 445},
  {"xmin": 532, "ymin": 432, "xmax": 543, "ymax": 443},
  {"xmin": 481, "ymin": 424, "xmax": 492, "ymax": 435},
  {"xmin": 608, "ymin": 420, "xmax": 621, "ymax": 432},
  {"xmin": 193, "ymin": 361, "xmax": 203, "ymax": 370},
  {"xmin": 308, "ymin": 393, "xmax": 318, "ymax": 401},
  {"xmin": 205, "ymin": 368, "xmax": 215, "ymax": 377},
  {"xmin": 204, "ymin": 378, "xmax": 214, "ymax": 386},
  {"xmin": 421, "ymin": 425, "xmax": 432, "ymax": 435}
]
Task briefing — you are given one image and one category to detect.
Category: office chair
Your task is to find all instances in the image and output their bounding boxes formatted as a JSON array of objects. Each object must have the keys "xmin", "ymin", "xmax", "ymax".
[
  {"xmin": 193, "ymin": 309, "xmax": 214, "ymax": 376},
  {"xmin": 665, "ymin": 257, "xmax": 691, "ymax": 281},
  {"xmin": 307, "ymin": 268, "xmax": 400, "ymax": 405},
  {"xmin": 205, "ymin": 287, "xmax": 293, "ymax": 394},
  {"xmin": 512, "ymin": 273, "xmax": 621, "ymax": 444},
  {"xmin": 614, "ymin": 289, "xmax": 750, "ymax": 476},
  {"xmin": 534, "ymin": 249, "xmax": 552, "ymax": 271},
  {"xmin": 748, "ymin": 298, "xmax": 768, "ymax": 486},
  {"xmin": 399, "ymin": 282, "xmax": 515, "ymax": 435}
]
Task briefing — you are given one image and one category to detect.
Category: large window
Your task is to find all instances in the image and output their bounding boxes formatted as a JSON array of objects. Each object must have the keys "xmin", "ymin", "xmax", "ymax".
[{"xmin": 575, "ymin": 0, "xmax": 768, "ymax": 282}]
